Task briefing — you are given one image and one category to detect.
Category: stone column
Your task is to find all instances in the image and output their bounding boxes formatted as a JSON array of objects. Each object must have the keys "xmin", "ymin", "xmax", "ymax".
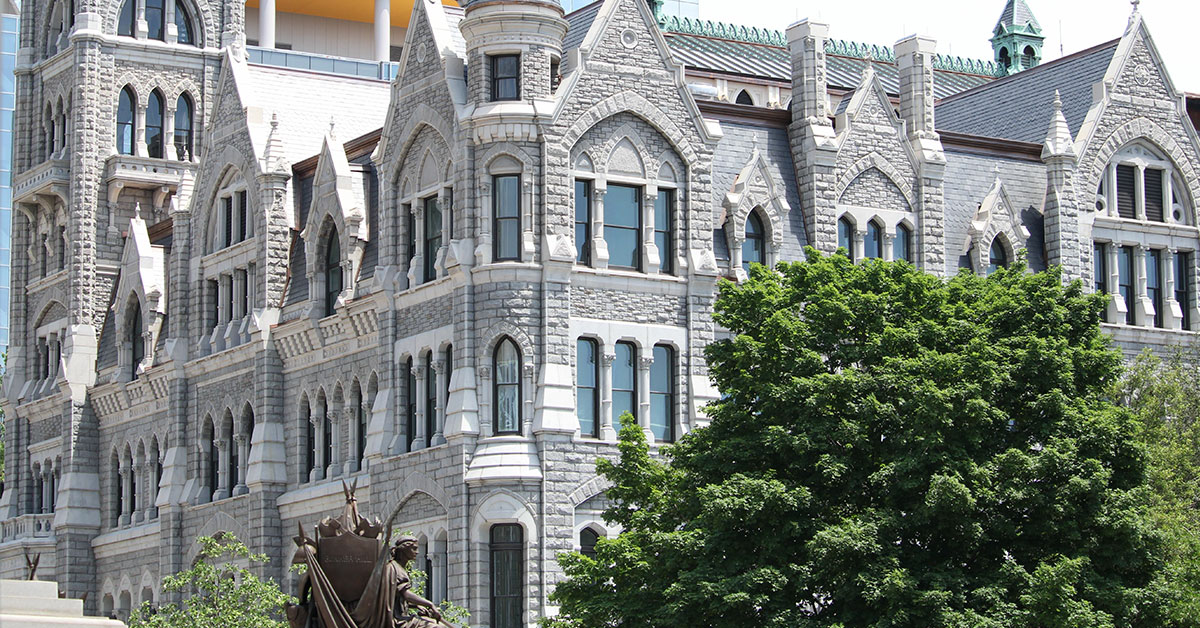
[
  {"xmin": 643, "ymin": 186, "xmax": 661, "ymax": 273},
  {"xmin": 374, "ymin": 0, "xmax": 391, "ymax": 63},
  {"xmin": 309, "ymin": 415, "xmax": 323, "ymax": 483},
  {"xmin": 431, "ymin": 360, "xmax": 446, "ymax": 446},
  {"xmin": 883, "ymin": 233, "xmax": 895, "ymax": 262},
  {"xmin": 853, "ymin": 229, "xmax": 865, "ymax": 262},
  {"xmin": 1135, "ymin": 165, "xmax": 1147, "ymax": 221},
  {"xmin": 119, "ymin": 465, "xmax": 131, "ymax": 527},
  {"xmin": 412, "ymin": 364, "xmax": 428, "ymax": 450},
  {"xmin": 637, "ymin": 355, "xmax": 653, "ymax": 440},
  {"xmin": 591, "ymin": 183, "xmax": 609, "ymax": 269},
  {"xmin": 233, "ymin": 434, "xmax": 249, "ymax": 495},
  {"xmin": 1136, "ymin": 244, "xmax": 1150, "ymax": 326},
  {"xmin": 214, "ymin": 438, "xmax": 231, "ymax": 500},
  {"xmin": 1165, "ymin": 247, "xmax": 1182, "ymax": 330},
  {"xmin": 164, "ymin": 106, "xmax": 177, "ymax": 161},
  {"xmin": 259, "ymin": 0, "xmax": 277, "ymax": 49},
  {"xmin": 132, "ymin": 463, "xmax": 146, "ymax": 524},
  {"xmin": 600, "ymin": 352, "xmax": 615, "ymax": 440}
]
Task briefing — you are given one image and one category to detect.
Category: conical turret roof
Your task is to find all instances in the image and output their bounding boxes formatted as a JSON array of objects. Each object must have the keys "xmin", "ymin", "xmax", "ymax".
[{"xmin": 996, "ymin": 0, "xmax": 1041, "ymax": 33}]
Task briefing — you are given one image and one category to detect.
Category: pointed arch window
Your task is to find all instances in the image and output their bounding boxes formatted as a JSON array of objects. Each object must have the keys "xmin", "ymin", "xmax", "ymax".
[
  {"xmin": 207, "ymin": 423, "xmax": 219, "ymax": 499},
  {"xmin": 175, "ymin": 1, "xmax": 196, "ymax": 46},
  {"xmin": 735, "ymin": 90, "xmax": 755, "ymax": 106},
  {"xmin": 146, "ymin": 0, "xmax": 165, "ymax": 41},
  {"xmin": 302, "ymin": 400, "xmax": 315, "ymax": 482},
  {"xmin": 865, "ymin": 221, "xmax": 883, "ymax": 260},
  {"xmin": 117, "ymin": 0, "xmax": 135, "ymax": 37},
  {"xmin": 117, "ymin": 87, "xmax": 135, "ymax": 155},
  {"xmin": 837, "ymin": 217, "xmax": 854, "ymax": 260},
  {"xmin": 174, "ymin": 93, "xmax": 194, "ymax": 160},
  {"xmin": 580, "ymin": 527, "xmax": 600, "ymax": 558},
  {"xmin": 743, "ymin": 211, "xmax": 765, "ymax": 273},
  {"xmin": 493, "ymin": 338, "xmax": 521, "ymax": 435},
  {"xmin": 405, "ymin": 357, "xmax": 416, "ymax": 451},
  {"xmin": 129, "ymin": 300, "xmax": 143, "ymax": 381},
  {"xmin": 323, "ymin": 229, "xmax": 342, "ymax": 317},
  {"xmin": 146, "ymin": 90, "xmax": 165, "ymax": 158},
  {"xmin": 894, "ymin": 224, "xmax": 912, "ymax": 263},
  {"xmin": 354, "ymin": 385, "xmax": 366, "ymax": 464},
  {"xmin": 988, "ymin": 238, "xmax": 1008, "ymax": 274},
  {"xmin": 322, "ymin": 397, "xmax": 333, "ymax": 477}
]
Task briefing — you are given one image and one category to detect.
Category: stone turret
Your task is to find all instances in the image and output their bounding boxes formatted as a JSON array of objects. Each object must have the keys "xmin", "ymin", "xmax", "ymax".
[
  {"xmin": 458, "ymin": 0, "xmax": 569, "ymax": 106},
  {"xmin": 991, "ymin": 0, "xmax": 1044, "ymax": 75}
]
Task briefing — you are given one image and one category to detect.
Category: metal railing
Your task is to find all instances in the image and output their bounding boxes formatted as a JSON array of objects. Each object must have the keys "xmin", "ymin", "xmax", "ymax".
[{"xmin": 247, "ymin": 46, "xmax": 400, "ymax": 81}]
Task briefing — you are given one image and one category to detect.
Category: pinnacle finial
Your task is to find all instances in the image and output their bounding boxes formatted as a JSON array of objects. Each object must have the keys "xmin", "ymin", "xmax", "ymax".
[
  {"xmin": 134, "ymin": 201, "xmax": 142, "ymax": 220},
  {"xmin": 271, "ymin": 111, "xmax": 279, "ymax": 130},
  {"xmin": 329, "ymin": 117, "xmax": 337, "ymax": 137},
  {"xmin": 1131, "ymin": 0, "xmax": 1140, "ymax": 12},
  {"xmin": 1052, "ymin": 89, "xmax": 1062, "ymax": 111}
]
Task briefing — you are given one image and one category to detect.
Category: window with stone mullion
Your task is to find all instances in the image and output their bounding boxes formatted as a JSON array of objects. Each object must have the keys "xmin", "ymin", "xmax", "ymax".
[
  {"xmin": 605, "ymin": 185, "xmax": 641, "ymax": 271},
  {"xmin": 574, "ymin": 180, "xmax": 591, "ymax": 265},
  {"xmin": 424, "ymin": 196, "xmax": 441, "ymax": 281},
  {"xmin": 655, "ymin": 189, "xmax": 674, "ymax": 274},
  {"xmin": 612, "ymin": 342, "xmax": 636, "ymax": 426}
]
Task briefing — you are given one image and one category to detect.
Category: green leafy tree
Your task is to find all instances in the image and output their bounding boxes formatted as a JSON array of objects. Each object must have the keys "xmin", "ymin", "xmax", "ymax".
[
  {"xmin": 129, "ymin": 532, "xmax": 293, "ymax": 628},
  {"xmin": 1118, "ymin": 351, "xmax": 1200, "ymax": 622},
  {"xmin": 548, "ymin": 252, "xmax": 1176, "ymax": 627}
]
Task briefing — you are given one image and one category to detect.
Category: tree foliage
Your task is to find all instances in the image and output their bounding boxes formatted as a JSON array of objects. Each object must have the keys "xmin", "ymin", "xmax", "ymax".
[
  {"xmin": 1117, "ymin": 351, "xmax": 1200, "ymax": 622},
  {"xmin": 548, "ymin": 252, "xmax": 1178, "ymax": 627},
  {"xmin": 129, "ymin": 532, "xmax": 293, "ymax": 628}
]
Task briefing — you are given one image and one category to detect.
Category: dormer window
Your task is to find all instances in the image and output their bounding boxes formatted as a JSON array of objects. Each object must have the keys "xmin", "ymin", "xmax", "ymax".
[
  {"xmin": 490, "ymin": 55, "xmax": 520, "ymax": 101},
  {"xmin": 129, "ymin": 301, "xmax": 143, "ymax": 381},
  {"xmin": 988, "ymin": 237, "xmax": 1008, "ymax": 274}
]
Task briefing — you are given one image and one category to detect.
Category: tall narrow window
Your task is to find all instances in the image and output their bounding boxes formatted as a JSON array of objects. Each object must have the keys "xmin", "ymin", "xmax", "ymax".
[
  {"xmin": 1119, "ymin": 246, "xmax": 1135, "ymax": 324},
  {"xmin": 322, "ymin": 401, "xmax": 332, "ymax": 475},
  {"xmin": 494, "ymin": 339, "xmax": 521, "ymax": 435},
  {"xmin": 574, "ymin": 180, "xmax": 591, "ymax": 264},
  {"xmin": 1145, "ymin": 169, "xmax": 1164, "ymax": 222},
  {"xmin": 146, "ymin": 0, "xmax": 165, "ymax": 41},
  {"xmin": 655, "ymin": 190, "xmax": 674, "ymax": 274},
  {"xmin": 894, "ymin": 224, "xmax": 912, "ymax": 263},
  {"xmin": 865, "ymin": 221, "xmax": 883, "ymax": 259},
  {"xmin": 146, "ymin": 90, "xmax": 164, "ymax": 158},
  {"xmin": 174, "ymin": 93, "xmax": 193, "ymax": 160},
  {"xmin": 1176, "ymin": 252, "xmax": 1192, "ymax": 330},
  {"xmin": 237, "ymin": 190, "xmax": 249, "ymax": 241},
  {"xmin": 1095, "ymin": 242, "xmax": 1109, "ymax": 323},
  {"xmin": 605, "ymin": 185, "xmax": 641, "ymax": 270},
  {"xmin": 837, "ymin": 217, "xmax": 853, "ymax": 259},
  {"xmin": 576, "ymin": 338, "xmax": 599, "ymax": 438},
  {"xmin": 324, "ymin": 230, "xmax": 342, "ymax": 317},
  {"xmin": 1147, "ymin": 249, "xmax": 1163, "ymax": 328},
  {"xmin": 743, "ymin": 211, "xmax": 764, "ymax": 273},
  {"xmin": 405, "ymin": 204, "xmax": 416, "ymax": 278},
  {"xmin": 221, "ymin": 197, "xmax": 233, "ymax": 248},
  {"xmin": 444, "ymin": 345, "xmax": 454, "ymax": 421},
  {"xmin": 612, "ymin": 342, "xmax": 636, "ymax": 426},
  {"xmin": 117, "ymin": 87, "xmax": 135, "ymax": 155},
  {"xmin": 580, "ymin": 528, "xmax": 599, "ymax": 558},
  {"xmin": 650, "ymin": 345, "xmax": 674, "ymax": 443},
  {"xmin": 490, "ymin": 55, "xmax": 520, "ymax": 101},
  {"xmin": 129, "ymin": 302, "xmax": 143, "ymax": 381},
  {"xmin": 405, "ymin": 358, "xmax": 416, "ymax": 450},
  {"xmin": 303, "ymin": 403, "xmax": 315, "ymax": 481},
  {"xmin": 988, "ymin": 238, "xmax": 1007, "ymax": 274},
  {"xmin": 175, "ymin": 1, "xmax": 195, "ymax": 46},
  {"xmin": 1116, "ymin": 165, "xmax": 1137, "ymax": 219},
  {"xmin": 118, "ymin": 0, "xmax": 135, "ymax": 37},
  {"xmin": 424, "ymin": 196, "xmax": 441, "ymax": 282},
  {"xmin": 425, "ymin": 352, "xmax": 437, "ymax": 445},
  {"xmin": 225, "ymin": 417, "xmax": 237, "ymax": 495},
  {"xmin": 490, "ymin": 524, "xmax": 523, "ymax": 628},
  {"xmin": 493, "ymin": 175, "xmax": 520, "ymax": 261},
  {"xmin": 208, "ymin": 433, "xmax": 219, "ymax": 497},
  {"xmin": 354, "ymin": 387, "xmax": 366, "ymax": 463}
]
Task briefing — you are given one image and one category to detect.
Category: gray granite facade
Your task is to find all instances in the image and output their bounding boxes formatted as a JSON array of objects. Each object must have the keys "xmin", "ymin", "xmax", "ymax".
[{"xmin": 2, "ymin": 0, "xmax": 1199, "ymax": 625}]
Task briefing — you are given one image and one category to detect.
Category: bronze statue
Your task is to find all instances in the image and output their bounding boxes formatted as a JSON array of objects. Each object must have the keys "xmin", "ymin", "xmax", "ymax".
[{"xmin": 286, "ymin": 481, "xmax": 452, "ymax": 628}]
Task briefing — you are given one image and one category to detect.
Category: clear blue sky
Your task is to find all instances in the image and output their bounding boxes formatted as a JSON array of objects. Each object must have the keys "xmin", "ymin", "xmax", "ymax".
[{"xmin": 700, "ymin": 0, "xmax": 1199, "ymax": 93}]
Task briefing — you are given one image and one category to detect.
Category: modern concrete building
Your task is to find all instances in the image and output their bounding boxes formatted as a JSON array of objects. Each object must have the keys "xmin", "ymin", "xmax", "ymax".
[
  {"xmin": 0, "ymin": 0, "xmax": 1197, "ymax": 626},
  {"xmin": 0, "ymin": 0, "xmax": 17, "ymax": 354}
]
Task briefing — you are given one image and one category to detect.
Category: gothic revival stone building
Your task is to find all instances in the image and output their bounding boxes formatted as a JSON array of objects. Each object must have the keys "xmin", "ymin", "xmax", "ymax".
[{"xmin": 1, "ymin": 0, "xmax": 1198, "ymax": 625}]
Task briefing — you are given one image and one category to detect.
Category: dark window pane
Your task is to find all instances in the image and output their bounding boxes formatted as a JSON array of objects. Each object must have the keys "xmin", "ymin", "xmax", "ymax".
[
  {"xmin": 490, "ymin": 524, "xmax": 524, "ymax": 628},
  {"xmin": 494, "ymin": 176, "xmax": 520, "ymax": 261},
  {"xmin": 988, "ymin": 239, "xmax": 1007, "ymax": 274},
  {"xmin": 405, "ymin": 359, "xmax": 416, "ymax": 450},
  {"xmin": 575, "ymin": 180, "xmax": 591, "ymax": 264},
  {"xmin": 606, "ymin": 185, "xmax": 639, "ymax": 227},
  {"xmin": 1095, "ymin": 242, "xmax": 1109, "ymax": 323},
  {"xmin": 612, "ymin": 342, "xmax": 636, "ymax": 425},
  {"xmin": 838, "ymin": 218, "xmax": 853, "ymax": 259},
  {"xmin": 174, "ymin": 94, "xmax": 194, "ymax": 159},
  {"xmin": 655, "ymin": 190, "xmax": 673, "ymax": 274},
  {"xmin": 576, "ymin": 339, "xmax": 598, "ymax": 437},
  {"xmin": 1147, "ymin": 249, "xmax": 1163, "ymax": 327},
  {"xmin": 117, "ymin": 87, "xmax": 135, "ymax": 155},
  {"xmin": 1119, "ymin": 246, "xmax": 1134, "ymax": 324},
  {"xmin": 1177, "ymin": 252, "xmax": 1192, "ymax": 330},
  {"xmin": 424, "ymin": 196, "xmax": 441, "ymax": 281},
  {"xmin": 146, "ymin": 91, "xmax": 164, "ymax": 158},
  {"xmin": 175, "ymin": 2, "xmax": 194, "ymax": 46},
  {"xmin": 495, "ymin": 340, "xmax": 521, "ymax": 434},
  {"xmin": 426, "ymin": 353, "xmax": 437, "ymax": 442},
  {"xmin": 743, "ymin": 212, "xmax": 764, "ymax": 272},
  {"xmin": 1116, "ymin": 165, "xmax": 1136, "ymax": 219},
  {"xmin": 491, "ymin": 55, "xmax": 520, "ymax": 101},
  {"xmin": 1145, "ymin": 169, "xmax": 1164, "ymax": 222},
  {"xmin": 580, "ymin": 528, "xmax": 599, "ymax": 558},
  {"xmin": 650, "ymin": 345, "xmax": 673, "ymax": 442},
  {"xmin": 866, "ymin": 222, "xmax": 882, "ymax": 259},
  {"xmin": 325, "ymin": 230, "xmax": 341, "ymax": 316},
  {"xmin": 894, "ymin": 225, "xmax": 911, "ymax": 262},
  {"xmin": 118, "ymin": 0, "xmax": 135, "ymax": 36},
  {"xmin": 146, "ymin": 0, "xmax": 165, "ymax": 40}
]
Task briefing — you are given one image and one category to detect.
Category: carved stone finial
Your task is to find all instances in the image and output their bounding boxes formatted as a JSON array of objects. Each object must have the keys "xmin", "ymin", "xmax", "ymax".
[{"xmin": 133, "ymin": 202, "xmax": 142, "ymax": 220}]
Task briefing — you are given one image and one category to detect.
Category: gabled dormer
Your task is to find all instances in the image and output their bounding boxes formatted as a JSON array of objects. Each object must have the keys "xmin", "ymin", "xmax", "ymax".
[{"xmin": 110, "ymin": 206, "xmax": 168, "ymax": 383}]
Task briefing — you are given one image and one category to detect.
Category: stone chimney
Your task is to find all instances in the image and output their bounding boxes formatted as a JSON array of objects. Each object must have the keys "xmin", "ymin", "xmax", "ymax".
[
  {"xmin": 895, "ymin": 34, "xmax": 947, "ymax": 275},
  {"xmin": 787, "ymin": 19, "xmax": 831, "ymax": 124},
  {"xmin": 786, "ymin": 19, "xmax": 839, "ymax": 253},
  {"xmin": 1042, "ymin": 91, "xmax": 1082, "ymax": 280}
]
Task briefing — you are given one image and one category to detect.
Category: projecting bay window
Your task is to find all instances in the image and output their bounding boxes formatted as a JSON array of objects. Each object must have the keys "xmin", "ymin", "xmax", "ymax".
[
  {"xmin": 605, "ymin": 185, "xmax": 641, "ymax": 271},
  {"xmin": 1177, "ymin": 252, "xmax": 1193, "ymax": 330}
]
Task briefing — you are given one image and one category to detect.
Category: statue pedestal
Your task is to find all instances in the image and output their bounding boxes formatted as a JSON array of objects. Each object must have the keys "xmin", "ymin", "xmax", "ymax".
[{"xmin": 0, "ymin": 579, "xmax": 126, "ymax": 627}]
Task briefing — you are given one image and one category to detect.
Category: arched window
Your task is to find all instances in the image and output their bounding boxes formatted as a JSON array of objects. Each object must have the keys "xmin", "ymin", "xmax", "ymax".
[
  {"xmin": 988, "ymin": 238, "xmax": 1008, "ymax": 274},
  {"xmin": 865, "ymin": 220, "xmax": 883, "ymax": 260},
  {"xmin": 117, "ymin": 0, "xmax": 135, "ymax": 37},
  {"xmin": 650, "ymin": 345, "xmax": 675, "ymax": 443},
  {"xmin": 146, "ymin": 90, "xmax": 164, "ymax": 158},
  {"xmin": 55, "ymin": 98, "xmax": 66, "ymax": 153},
  {"xmin": 323, "ymin": 229, "xmax": 342, "ymax": 317},
  {"xmin": 145, "ymin": 0, "xmax": 165, "ymax": 41},
  {"xmin": 735, "ymin": 90, "xmax": 754, "ymax": 106},
  {"xmin": 222, "ymin": 412, "xmax": 235, "ymax": 497},
  {"xmin": 321, "ymin": 397, "xmax": 333, "ymax": 477},
  {"xmin": 576, "ymin": 338, "xmax": 599, "ymax": 438},
  {"xmin": 405, "ymin": 357, "xmax": 416, "ymax": 450},
  {"xmin": 837, "ymin": 217, "xmax": 854, "ymax": 260},
  {"xmin": 116, "ymin": 87, "xmax": 135, "ymax": 155},
  {"xmin": 206, "ymin": 421, "xmax": 219, "ymax": 499},
  {"xmin": 580, "ymin": 527, "xmax": 600, "ymax": 558},
  {"xmin": 490, "ymin": 524, "xmax": 524, "ymax": 628},
  {"xmin": 174, "ymin": 93, "xmax": 194, "ymax": 160},
  {"xmin": 743, "ymin": 211, "xmax": 765, "ymax": 273},
  {"xmin": 302, "ymin": 399, "xmax": 315, "ymax": 481},
  {"xmin": 894, "ymin": 224, "xmax": 912, "ymax": 263},
  {"xmin": 998, "ymin": 47, "xmax": 1011, "ymax": 71},
  {"xmin": 175, "ymin": 1, "xmax": 196, "ymax": 46},
  {"xmin": 493, "ymin": 338, "xmax": 521, "ymax": 435},
  {"xmin": 354, "ymin": 385, "xmax": 366, "ymax": 465},
  {"xmin": 1022, "ymin": 45, "xmax": 1037, "ymax": 68},
  {"xmin": 129, "ymin": 300, "xmax": 143, "ymax": 381},
  {"xmin": 425, "ymin": 352, "xmax": 437, "ymax": 445}
]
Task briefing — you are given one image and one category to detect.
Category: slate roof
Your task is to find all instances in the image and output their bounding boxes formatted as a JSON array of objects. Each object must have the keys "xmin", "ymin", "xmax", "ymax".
[
  {"xmin": 942, "ymin": 150, "xmax": 1049, "ymax": 275},
  {"xmin": 996, "ymin": 0, "xmax": 1041, "ymax": 31},
  {"xmin": 564, "ymin": 1, "xmax": 603, "ymax": 52},
  {"xmin": 935, "ymin": 39, "xmax": 1118, "ymax": 143}
]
